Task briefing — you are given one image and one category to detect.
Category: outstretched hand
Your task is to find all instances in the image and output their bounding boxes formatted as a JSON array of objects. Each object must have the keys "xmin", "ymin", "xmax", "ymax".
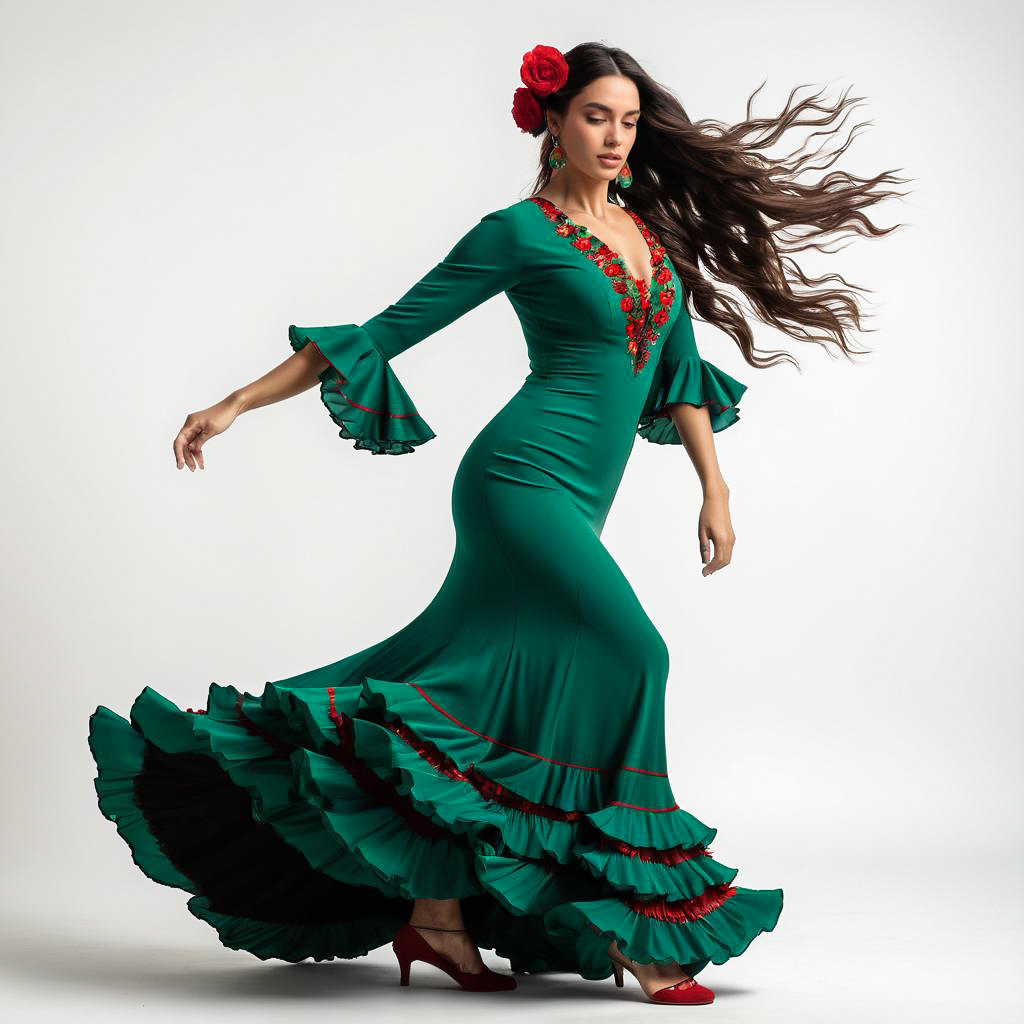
[
  {"xmin": 173, "ymin": 396, "xmax": 243, "ymax": 471},
  {"xmin": 698, "ymin": 488, "xmax": 735, "ymax": 576}
]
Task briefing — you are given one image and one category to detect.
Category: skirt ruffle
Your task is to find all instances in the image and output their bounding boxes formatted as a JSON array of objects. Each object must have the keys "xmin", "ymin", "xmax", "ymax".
[{"xmin": 89, "ymin": 677, "xmax": 783, "ymax": 979}]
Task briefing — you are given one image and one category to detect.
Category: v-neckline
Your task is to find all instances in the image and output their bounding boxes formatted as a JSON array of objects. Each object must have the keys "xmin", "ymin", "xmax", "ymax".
[
  {"xmin": 527, "ymin": 195, "xmax": 657, "ymax": 290},
  {"xmin": 524, "ymin": 195, "xmax": 678, "ymax": 376}
]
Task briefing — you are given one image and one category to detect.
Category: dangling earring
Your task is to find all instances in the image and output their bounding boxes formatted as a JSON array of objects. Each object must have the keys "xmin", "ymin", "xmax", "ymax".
[
  {"xmin": 616, "ymin": 160, "xmax": 633, "ymax": 189},
  {"xmin": 548, "ymin": 135, "xmax": 567, "ymax": 170}
]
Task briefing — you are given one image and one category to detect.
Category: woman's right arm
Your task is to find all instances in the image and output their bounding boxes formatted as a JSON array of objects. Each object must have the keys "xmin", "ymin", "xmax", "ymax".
[
  {"xmin": 174, "ymin": 205, "xmax": 521, "ymax": 470},
  {"xmin": 173, "ymin": 343, "xmax": 328, "ymax": 470}
]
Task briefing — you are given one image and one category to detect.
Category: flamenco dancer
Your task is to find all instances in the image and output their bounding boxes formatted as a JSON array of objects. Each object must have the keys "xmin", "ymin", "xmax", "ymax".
[{"xmin": 89, "ymin": 41, "xmax": 905, "ymax": 1005}]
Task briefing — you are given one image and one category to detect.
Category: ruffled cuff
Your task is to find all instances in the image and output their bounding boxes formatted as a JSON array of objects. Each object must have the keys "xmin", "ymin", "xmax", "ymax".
[
  {"xmin": 637, "ymin": 356, "xmax": 747, "ymax": 443},
  {"xmin": 289, "ymin": 323, "xmax": 436, "ymax": 455}
]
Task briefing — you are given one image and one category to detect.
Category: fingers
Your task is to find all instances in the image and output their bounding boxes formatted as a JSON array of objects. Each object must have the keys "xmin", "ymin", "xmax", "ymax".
[
  {"xmin": 189, "ymin": 430, "xmax": 208, "ymax": 470},
  {"xmin": 174, "ymin": 419, "xmax": 206, "ymax": 471},
  {"xmin": 698, "ymin": 524, "xmax": 711, "ymax": 566},
  {"xmin": 700, "ymin": 530, "xmax": 735, "ymax": 577},
  {"xmin": 174, "ymin": 426, "xmax": 194, "ymax": 471}
]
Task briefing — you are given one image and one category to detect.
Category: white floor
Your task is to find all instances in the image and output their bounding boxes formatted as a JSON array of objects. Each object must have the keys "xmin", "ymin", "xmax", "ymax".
[{"xmin": 2, "ymin": 851, "xmax": 1020, "ymax": 1024}]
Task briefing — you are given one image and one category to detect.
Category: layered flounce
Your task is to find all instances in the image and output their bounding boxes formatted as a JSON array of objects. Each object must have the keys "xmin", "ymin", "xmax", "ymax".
[
  {"xmin": 290, "ymin": 323, "xmax": 435, "ymax": 455},
  {"xmin": 89, "ymin": 677, "xmax": 783, "ymax": 979},
  {"xmin": 638, "ymin": 354, "xmax": 748, "ymax": 441}
]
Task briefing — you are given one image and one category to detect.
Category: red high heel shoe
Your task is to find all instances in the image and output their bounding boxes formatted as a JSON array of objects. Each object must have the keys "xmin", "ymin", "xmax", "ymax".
[
  {"xmin": 392, "ymin": 923, "xmax": 518, "ymax": 992},
  {"xmin": 609, "ymin": 945, "xmax": 715, "ymax": 1005}
]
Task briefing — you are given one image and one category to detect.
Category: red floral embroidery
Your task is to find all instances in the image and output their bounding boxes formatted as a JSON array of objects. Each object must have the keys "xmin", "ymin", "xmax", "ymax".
[
  {"xmin": 625, "ymin": 884, "xmax": 738, "ymax": 921},
  {"xmin": 528, "ymin": 196, "xmax": 676, "ymax": 375}
]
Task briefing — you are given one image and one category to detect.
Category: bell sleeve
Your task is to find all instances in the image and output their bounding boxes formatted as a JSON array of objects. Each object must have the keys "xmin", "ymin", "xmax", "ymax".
[
  {"xmin": 290, "ymin": 207, "xmax": 522, "ymax": 455},
  {"xmin": 637, "ymin": 294, "xmax": 748, "ymax": 443}
]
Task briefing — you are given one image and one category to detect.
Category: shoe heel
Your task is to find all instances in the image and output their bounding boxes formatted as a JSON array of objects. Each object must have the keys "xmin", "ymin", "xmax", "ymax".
[
  {"xmin": 612, "ymin": 961, "xmax": 623, "ymax": 987},
  {"xmin": 392, "ymin": 939, "xmax": 412, "ymax": 986}
]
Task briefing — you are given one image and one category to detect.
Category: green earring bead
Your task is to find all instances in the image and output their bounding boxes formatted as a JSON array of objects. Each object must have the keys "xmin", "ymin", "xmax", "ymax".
[{"xmin": 616, "ymin": 161, "xmax": 633, "ymax": 189}]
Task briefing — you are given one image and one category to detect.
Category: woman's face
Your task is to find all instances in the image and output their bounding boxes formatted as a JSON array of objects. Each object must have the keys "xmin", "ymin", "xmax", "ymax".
[{"xmin": 549, "ymin": 75, "xmax": 641, "ymax": 183}]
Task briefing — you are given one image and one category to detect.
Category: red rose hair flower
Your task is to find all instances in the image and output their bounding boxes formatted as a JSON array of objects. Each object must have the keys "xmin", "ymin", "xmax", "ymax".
[
  {"xmin": 511, "ymin": 44, "xmax": 569, "ymax": 135},
  {"xmin": 511, "ymin": 87, "xmax": 543, "ymax": 135},
  {"xmin": 520, "ymin": 44, "xmax": 569, "ymax": 97}
]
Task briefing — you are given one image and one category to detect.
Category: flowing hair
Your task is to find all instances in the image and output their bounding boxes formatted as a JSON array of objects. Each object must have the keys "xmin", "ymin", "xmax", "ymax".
[{"xmin": 527, "ymin": 42, "xmax": 912, "ymax": 369}]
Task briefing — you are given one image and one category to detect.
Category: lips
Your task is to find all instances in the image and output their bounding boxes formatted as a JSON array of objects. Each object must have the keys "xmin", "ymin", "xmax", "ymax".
[{"xmin": 598, "ymin": 154, "xmax": 621, "ymax": 164}]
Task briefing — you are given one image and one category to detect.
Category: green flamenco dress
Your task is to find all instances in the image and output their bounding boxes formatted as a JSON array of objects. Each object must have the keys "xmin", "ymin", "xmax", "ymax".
[{"xmin": 88, "ymin": 195, "xmax": 783, "ymax": 979}]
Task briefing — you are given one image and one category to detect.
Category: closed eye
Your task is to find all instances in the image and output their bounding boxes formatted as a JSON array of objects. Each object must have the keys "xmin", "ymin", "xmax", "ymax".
[{"xmin": 586, "ymin": 116, "xmax": 637, "ymax": 129}]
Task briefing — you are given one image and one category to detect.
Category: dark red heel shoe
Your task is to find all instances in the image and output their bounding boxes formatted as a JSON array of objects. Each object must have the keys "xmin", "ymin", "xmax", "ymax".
[{"xmin": 392, "ymin": 923, "xmax": 517, "ymax": 992}]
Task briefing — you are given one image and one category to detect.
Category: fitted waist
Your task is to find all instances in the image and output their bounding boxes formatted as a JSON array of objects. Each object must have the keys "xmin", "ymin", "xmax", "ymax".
[{"xmin": 453, "ymin": 376, "xmax": 642, "ymax": 532}]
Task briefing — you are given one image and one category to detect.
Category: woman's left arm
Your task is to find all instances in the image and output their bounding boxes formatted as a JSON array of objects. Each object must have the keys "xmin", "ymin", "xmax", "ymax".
[
  {"xmin": 667, "ymin": 404, "xmax": 734, "ymax": 576},
  {"xmin": 636, "ymin": 294, "xmax": 747, "ymax": 576}
]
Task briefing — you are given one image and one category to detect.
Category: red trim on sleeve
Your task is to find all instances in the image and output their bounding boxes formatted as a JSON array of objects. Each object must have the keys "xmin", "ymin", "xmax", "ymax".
[{"xmin": 307, "ymin": 338, "xmax": 423, "ymax": 419}]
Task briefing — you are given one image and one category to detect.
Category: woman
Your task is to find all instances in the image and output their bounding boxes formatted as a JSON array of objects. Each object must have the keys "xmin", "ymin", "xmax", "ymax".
[{"xmin": 89, "ymin": 42, "xmax": 905, "ymax": 1005}]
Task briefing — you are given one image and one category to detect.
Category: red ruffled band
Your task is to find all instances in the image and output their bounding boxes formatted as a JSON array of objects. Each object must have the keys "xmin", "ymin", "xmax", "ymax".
[
  {"xmin": 625, "ymin": 885, "xmax": 738, "ymax": 922},
  {"xmin": 595, "ymin": 834, "xmax": 714, "ymax": 865}
]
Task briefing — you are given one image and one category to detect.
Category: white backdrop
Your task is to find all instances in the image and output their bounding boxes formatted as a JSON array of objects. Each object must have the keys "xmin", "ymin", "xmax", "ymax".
[{"xmin": 2, "ymin": 1, "xmax": 1021, "ymax": 1021}]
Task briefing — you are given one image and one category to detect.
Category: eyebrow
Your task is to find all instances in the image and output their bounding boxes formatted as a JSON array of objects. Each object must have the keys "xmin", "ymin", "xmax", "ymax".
[{"xmin": 582, "ymin": 101, "xmax": 641, "ymax": 117}]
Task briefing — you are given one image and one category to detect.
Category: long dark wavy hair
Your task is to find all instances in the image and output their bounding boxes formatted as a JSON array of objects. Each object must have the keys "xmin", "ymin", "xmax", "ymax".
[{"xmin": 527, "ymin": 42, "xmax": 911, "ymax": 369}]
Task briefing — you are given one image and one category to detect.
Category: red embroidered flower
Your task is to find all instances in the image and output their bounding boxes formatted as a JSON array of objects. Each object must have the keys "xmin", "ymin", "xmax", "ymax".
[
  {"xmin": 527, "ymin": 196, "xmax": 676, "ymax": 375},
  {"xmin": 520, "ymin": 45, "xmax": 569, "ymax": 97},
  {"xmin": 511, "ymin": 87, "xmax": 544, "ymax": 134}
]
